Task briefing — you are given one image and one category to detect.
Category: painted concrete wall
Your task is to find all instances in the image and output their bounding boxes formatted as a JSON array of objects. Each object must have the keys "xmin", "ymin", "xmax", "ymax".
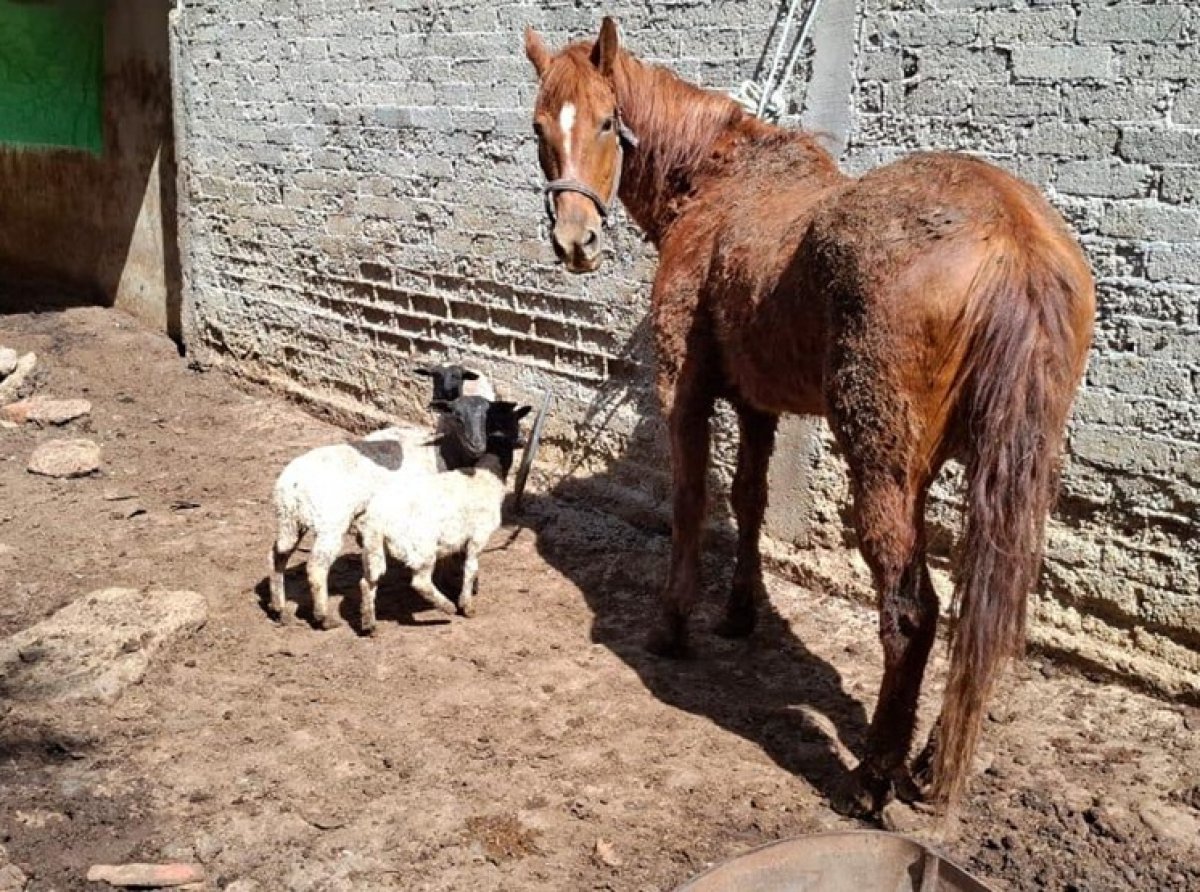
[
  {"xmin": 175, "ymin": 0, "xmax": 1198, "ymax": 698},
  {"xmin": 0, "ymin": 0, "xmax": 181, "ymax": 340}
]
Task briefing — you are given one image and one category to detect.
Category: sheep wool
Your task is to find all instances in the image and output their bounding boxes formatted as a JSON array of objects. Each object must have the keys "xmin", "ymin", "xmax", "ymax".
[{"xmin": 356, "ymin": 453, "xmax": 509, "ymax": 633}]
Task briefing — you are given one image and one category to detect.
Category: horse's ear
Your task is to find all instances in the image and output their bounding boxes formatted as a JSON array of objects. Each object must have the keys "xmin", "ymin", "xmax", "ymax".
[
  {"xmin": 592, "ymin": 16, "xmax": 619, "ymax": 78},
  {"xmin": 525, "ymin": 27, "xmax": 551, "ymax": 78}
]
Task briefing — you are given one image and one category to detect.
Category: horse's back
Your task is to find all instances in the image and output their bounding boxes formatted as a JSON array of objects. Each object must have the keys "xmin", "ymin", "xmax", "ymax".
[
  {"xmin": 811, "ymin": 150, "xmax": 1091, "ymax": 347},
  {"xmin": 813, "ymin": 151, "xmax": 1089, "ymax": 296}
]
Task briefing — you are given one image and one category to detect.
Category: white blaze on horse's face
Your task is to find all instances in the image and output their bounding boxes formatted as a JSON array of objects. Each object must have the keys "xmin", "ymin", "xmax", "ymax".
[{"xmin": 558, "ymin": 102, "xmax": 576, "ymax": 173}]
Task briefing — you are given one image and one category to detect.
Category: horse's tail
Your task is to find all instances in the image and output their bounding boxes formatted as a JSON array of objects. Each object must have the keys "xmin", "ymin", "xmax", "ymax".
[{"xmin": 932, "ymin": 222, "xmax": 1093, "ymax": 808}]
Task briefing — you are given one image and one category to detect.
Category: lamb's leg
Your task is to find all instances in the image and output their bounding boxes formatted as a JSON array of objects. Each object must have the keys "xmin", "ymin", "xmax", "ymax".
[
  {"xmin": 269, "ymin": 521, "xmax": 304, "ymax": 623},
  {"xmin": 457, "ymin": 544, "xmax": 482, "ymax": 618},
  {"xmin": 308, "ymin": 532, "xmax": 343, "ymax": 630},
  {"xmin": 410, "ymin": 562, "xmax": 458, "ymax": 616},
  {"xmin": 358, "ymin": 539, "xmax": 387, "ymax": 636}
]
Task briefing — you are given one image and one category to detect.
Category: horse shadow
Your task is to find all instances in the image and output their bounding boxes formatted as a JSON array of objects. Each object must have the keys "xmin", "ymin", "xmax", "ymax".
[{"xmin": 518, "ymin": 321, "xmax": 871, "ymax": 807}]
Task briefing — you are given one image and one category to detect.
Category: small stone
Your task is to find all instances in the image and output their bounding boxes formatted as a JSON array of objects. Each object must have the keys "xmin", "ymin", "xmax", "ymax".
[
  {"xmin": 0, "ymin": 862, "xmax": 27, "ymax": 892},
  {"xmin": 0, "ymin": 348, "xmax": 17, "ymax": 378},
  {"xmin": 881, "ymin": 800, "xmax": 926, "ymax": 834},
  {"xmin": 1138, "ymin": 800, "xmax": 1200, "ymax": 851},
  {"xmin": 192, "ymin": 832, "xmax": 223, "ymax": 863},
  {"xmin": 2, "ymin": 398, "xmax": 91, "ymax": 426},
  {"xmin": 0, "ymin": 353, "xmax": 36, "ymax": 403},
  {"xmin": 593, "ymin": 837, "xmax": 622, "ymax": 868},
  {"xmin": 223, "ymin": 881, "xmax": 261, "ymax": 892},
  {"xmin": 27, "ymin": 439, "xmax": 102, "ymax": 478},
  {"xmin": 86, "ymin": 863, "xmax": 205, "ymax": 887}
]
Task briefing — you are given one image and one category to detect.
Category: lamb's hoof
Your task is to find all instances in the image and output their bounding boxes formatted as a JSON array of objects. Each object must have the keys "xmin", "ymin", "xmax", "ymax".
[
  {"xmin": 317, "ymin": 614, "xmax": 340, "ymax": 631},
  {"xmin": 645, "ymin": 619, "xmax": 689, "ymax": 659},
  {"xmin": 437, "ymin": 601, "xmax": 458, "ymax": 617},
  {"xmin": 831, "ymin": 765, "xmax": 893, "ymax": 819},
  {"xmin": 713, "ymin": 608, "xmax": 756, "ymax": 640},
  {"xmin": 268, "ymin": 605, "xmax": 292, "ymax": 625},
  {"xmin": 459, "ymin": 601, "xmax": 476, "ymax": 618},
  {"xmin": 359, "ymin": 622, "xmax": 377, "ymax": 638}
]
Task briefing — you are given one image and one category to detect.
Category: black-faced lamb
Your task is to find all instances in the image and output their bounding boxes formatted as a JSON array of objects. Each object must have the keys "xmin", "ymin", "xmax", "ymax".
[
  {"xmin": 414, "ymin": 364, "xmax": 495, "ymax": 402},
  {"xmin": 268, "ymin": 396, "xmax": 497, "ymax": 629},
  {"xmin": 355, "ymin": 401, "xmax": 532, "ymax": 633}
]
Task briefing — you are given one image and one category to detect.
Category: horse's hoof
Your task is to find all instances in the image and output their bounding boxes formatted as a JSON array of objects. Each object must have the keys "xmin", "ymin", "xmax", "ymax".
[
  {"xmin": 359, "ymin": 623, "xmax": 377, "ymax": 638},
  {"xmin": 317, "ymin": 614, "xmax": 340, "ymax": 631},
  {"xmin": 894, "ymin": 766, "xmax": 931, "ymax": 804},
  {"xmin": 645, "ymin": 622, "xmax": 689, "ymax": 659},
  {"xmin": 459, "ymin": 600, "xmax": 476, "ymax": 618},
  {"xmin": 831, "ymin": 765, "xmax": 893, "ymax": 819},
  {"xmin": 713, "ymin": 609, "xmax": 756, "ymax": 640}
]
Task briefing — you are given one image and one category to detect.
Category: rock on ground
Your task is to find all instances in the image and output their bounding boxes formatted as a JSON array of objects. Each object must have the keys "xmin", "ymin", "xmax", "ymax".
[
  {"xmin": 27, "ymin": 438, "xmax": 102, "ymax": 478},
  {"xmin": 0, "ymin": 352, "xmax": 36, "ymax": 403},
  {"xmin": 0, "ymin": 588, "xmax": 207, "ymax": 704},
  {"xmin": 2, "ymin": 397, "xmax": 91, "ymax": 426},
  {"xmin": 0, "ymin": 347, "xmax": 17, "ymax": 378},
  {"xmin": 86, "ymin": 863, "xmax": 205, "ymax": 888}
]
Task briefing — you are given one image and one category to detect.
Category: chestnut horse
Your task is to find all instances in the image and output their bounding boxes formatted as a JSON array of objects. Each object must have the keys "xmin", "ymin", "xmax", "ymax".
[{"xmin": 524, "ymin": 18, "xmax": 1094, "ymax": 815}]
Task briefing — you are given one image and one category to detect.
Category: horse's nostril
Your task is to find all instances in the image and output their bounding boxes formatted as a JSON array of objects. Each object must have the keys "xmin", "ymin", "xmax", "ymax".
[{"xmin": 583, "ymin": 229, "xmax": 600, "ymax": 250}]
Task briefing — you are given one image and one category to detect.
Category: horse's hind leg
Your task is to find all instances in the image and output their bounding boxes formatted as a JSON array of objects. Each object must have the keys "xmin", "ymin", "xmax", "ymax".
[
  {"xmin": 832, "ymin": 472, "xmax": 939, "ymax": 817},
  {"xmin": 646, "ymin": 352, "xmax": 718, "ymax": 658},
  {"xmin": 830, "ymin": 417, "xmax": 940, "ymax": 816},
  {"xmin": 715, "ymin": 404, "xmax": 778, "ymax": 639}
]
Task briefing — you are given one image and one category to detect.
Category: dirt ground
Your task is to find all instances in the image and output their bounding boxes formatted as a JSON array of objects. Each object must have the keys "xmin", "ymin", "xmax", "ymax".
[{"xmin": 1, "ymin": 306, "xmax": 1198, "ymax": 892}]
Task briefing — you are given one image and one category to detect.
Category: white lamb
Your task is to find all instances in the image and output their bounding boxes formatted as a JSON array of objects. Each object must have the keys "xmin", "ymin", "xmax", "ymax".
[
  {"xmin": 267, "ymin": 396, "xmax": 496, "ymax": 629},
  {"xmin": 354, "ymin": 404, "xmax": 530, "ymax": 634}
]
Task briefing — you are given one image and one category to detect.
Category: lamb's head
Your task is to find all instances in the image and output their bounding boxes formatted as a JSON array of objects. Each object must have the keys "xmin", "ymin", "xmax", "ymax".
[
  {"xmin": 484, "ymin": 401, "xmax": 534, "ymax": 476},
  {"xmin": 415, "ymin": 364, "xmax": 483, "ymax": 403},
  {"xmin": 431, "ymin": 395, "xmax": 492, "ymax": 461}
]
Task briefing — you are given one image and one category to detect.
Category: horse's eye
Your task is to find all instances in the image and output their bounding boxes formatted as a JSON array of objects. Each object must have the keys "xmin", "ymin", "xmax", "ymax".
[{"xmin": 600, "ymin": 117, "xmax": 615, "ymax": 134}]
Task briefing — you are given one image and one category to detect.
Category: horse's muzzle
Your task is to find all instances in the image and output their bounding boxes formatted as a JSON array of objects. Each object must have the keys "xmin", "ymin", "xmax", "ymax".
[{"xmin": 551, "ymin": 217, "xmax": 603, "ymax": 273}]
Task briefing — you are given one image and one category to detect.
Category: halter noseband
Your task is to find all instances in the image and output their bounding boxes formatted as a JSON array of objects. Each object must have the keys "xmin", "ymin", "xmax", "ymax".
[{"xmin": 542, "ymin": 114, "xmax": 638, "ymax": 230}]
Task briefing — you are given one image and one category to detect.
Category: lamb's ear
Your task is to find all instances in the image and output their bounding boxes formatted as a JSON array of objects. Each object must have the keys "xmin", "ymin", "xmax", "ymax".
[
  {"xmin": 525, "ymin": 27, "xmax": 551, "ymax": 78},
  {"xmin": 462, "ymin": 370, "xmax": 480, "ymax": 381},
  {"xmin": 414, "ymin": 366, "xmax": 435, "ymax": 378},
  {"xmin": 490, "ymin": 400, "xmax": 517, "ymax": 411},
  {"xmin": 591, "ymin": 16, "xmax": 619, "ymax": 78},
  {"xmin": 514, "ymin": 405, "xmax": 534, "ymax": 420}
]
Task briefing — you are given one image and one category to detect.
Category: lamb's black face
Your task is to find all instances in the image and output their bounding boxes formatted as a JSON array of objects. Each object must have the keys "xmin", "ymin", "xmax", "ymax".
[
  {"xmin": 431, "ymin": 395, "xmax": 491, "ymax": 459},
  {"xmin": 415, "ymin": 364, "xmax": 480, "ymax": 403},
  {"xmin": 485, "ymin": 401, "xmax": 534, "ymax": 474}
]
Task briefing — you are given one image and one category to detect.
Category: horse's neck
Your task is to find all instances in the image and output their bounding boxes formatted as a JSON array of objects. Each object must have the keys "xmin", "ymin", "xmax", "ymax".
[{"xmin": 613, "ymin": 55, "xmax": 773, "ymax": 242}]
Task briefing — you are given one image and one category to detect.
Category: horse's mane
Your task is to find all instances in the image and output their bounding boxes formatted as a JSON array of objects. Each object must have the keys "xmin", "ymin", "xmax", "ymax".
[{"xmin": 541, "ymin": 43, "xmax": 834, "ymax": 236}]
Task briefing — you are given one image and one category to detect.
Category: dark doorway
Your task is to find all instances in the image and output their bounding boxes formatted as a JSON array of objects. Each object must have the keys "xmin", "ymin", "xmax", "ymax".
[{"xmin": 0, "ymin": 0, "xmax": 182, "ymax": 345}]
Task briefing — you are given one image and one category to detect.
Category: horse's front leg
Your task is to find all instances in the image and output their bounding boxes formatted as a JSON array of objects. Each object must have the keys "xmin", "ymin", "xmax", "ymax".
[
  {"xmin": 714, "ymin": 404, "xmax": 779, "ymax": 639},
  {"xmin": 646, "ymin": 354, "xmax": 717, "ymax": 658}
]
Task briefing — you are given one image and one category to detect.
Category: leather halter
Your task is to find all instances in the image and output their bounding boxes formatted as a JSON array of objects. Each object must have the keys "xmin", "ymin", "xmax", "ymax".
[{"xmin": 542, "ymin": 114, "xmax": 638, "ymax": 229}]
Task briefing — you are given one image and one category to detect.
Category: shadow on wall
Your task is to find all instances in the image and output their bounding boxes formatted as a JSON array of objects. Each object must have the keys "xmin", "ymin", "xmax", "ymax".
[{"xmin": 0, "ymin": 0, "xmax": 181, "ymax": 345}]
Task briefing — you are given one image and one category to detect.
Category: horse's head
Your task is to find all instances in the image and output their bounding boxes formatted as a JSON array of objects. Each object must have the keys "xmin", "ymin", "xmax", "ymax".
[{"xmin": 525, "ymin": 17, "xmax": 634, "ymax": 274}]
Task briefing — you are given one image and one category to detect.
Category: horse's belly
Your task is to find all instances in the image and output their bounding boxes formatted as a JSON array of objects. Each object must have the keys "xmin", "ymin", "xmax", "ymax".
[{"xmin": 723, "ymin": 327, "xmax": 826, "ymax": 417}]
